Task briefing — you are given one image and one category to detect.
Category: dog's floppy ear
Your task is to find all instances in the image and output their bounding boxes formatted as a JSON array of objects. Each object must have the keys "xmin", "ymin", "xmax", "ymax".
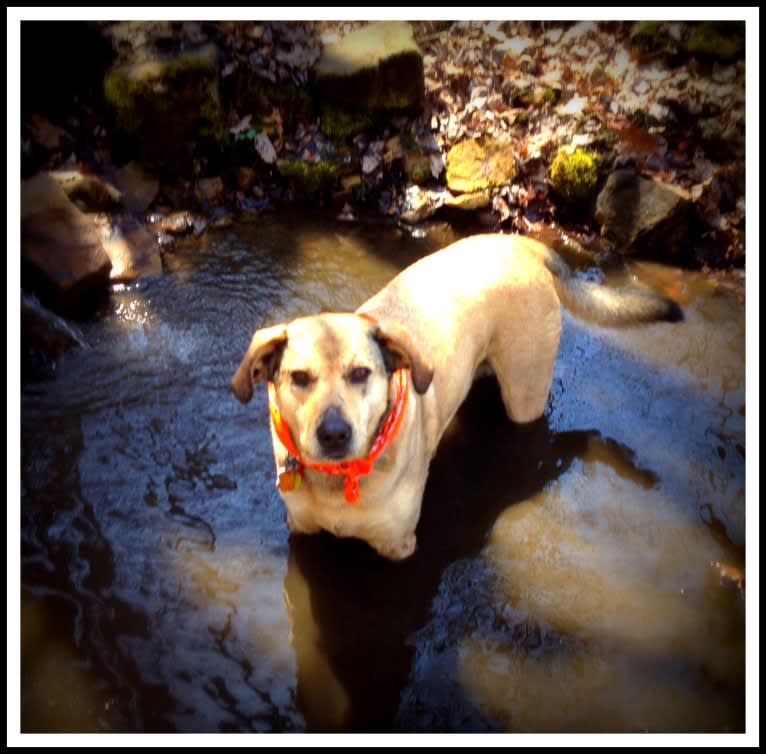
[
  {"xmin": 231, "ymin": 324, "xmax": 288, "ymax": 404},
  {"xmin": 373, "ymin": 321, "xmax": 434, "ymax": 394}
]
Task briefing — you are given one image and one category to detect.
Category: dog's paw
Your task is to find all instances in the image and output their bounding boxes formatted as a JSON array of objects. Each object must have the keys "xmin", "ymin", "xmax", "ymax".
[{"xmin": 374, "ymin": 532, "xmax": 417, "ymax": 561}]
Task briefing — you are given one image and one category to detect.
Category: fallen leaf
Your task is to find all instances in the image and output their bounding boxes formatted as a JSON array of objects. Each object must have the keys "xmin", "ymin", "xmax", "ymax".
[
  {"xmin": 254, "ymin": 132, "xmax": 277, "ymax": 164},
  {"xmin": 229, "ymin": 114, "xmax": 253, "ymax": 135}
]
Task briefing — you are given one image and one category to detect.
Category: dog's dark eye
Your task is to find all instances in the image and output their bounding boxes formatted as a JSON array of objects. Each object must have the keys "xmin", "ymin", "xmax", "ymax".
[
  {"xmin": 291, "ymin": 370, "xmax": 313, "ymax": 387},
  {"xmin": 349, "ymin": 366, "xmax": 371, "ymax": 384}
]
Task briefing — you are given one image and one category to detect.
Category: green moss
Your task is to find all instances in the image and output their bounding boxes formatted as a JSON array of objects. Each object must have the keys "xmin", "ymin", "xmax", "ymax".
[
  {"xmin": 410, "ymin": 164, "xmax": 431, "ymax": 185},
  {"xmin": 103, "ymin": 68, "xmax": 149, "ymax": 133},
  {"xmin": 403, "ymin": 132, "xmax": 420, "ymax": 153},
  {"xmin": 198, "ymin": 94, "xmax": 226, "ymax": 145},
  {"xmin": 685, "ymin": 21, "xmax": 745, "ymax": 61},
  {"xmin": 103, "ymin": 68, "xmax": 132, "ymax": 112},
  {"xmin": 103, "ymin": 47, "xmax": 225, "ymax": 176},
  {"xmin": 319, "ymin": 104, "xmax": 375, "ymax": 141},
  {"xmin": 351, "ymin": 181, "xmax": 370, "ymax": 203},
  {"xmin": 410, "ymin": 164, "xmax": 431, "ymax": 183},
  {"xmin": 277, "ymin": 159, "xmax": 338, "ymax": 197},
  {"xmin": 548, "ymin": 146, "xmax": 601, "ymax": 205},
  {"xmin": 223, "ymin": 61, "xmax": 315, "ymax": 133},
  {"xmin": 542, "ymin": 87, "xmax": 558, "ymax": 104},
  {"xmin": 513, "ymin": 112, "xmax": 529, "ymax": 128},
  {"xmin": 629, "ymin": 21, "xmax": 676, "ymax": 56},
  {"xmin": 405, "ymin": 152, "xmax": 431, "ymax": 185}
]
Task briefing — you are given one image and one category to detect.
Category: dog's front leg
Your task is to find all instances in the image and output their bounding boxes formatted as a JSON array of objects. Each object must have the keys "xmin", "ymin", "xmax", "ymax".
[
  {"xmin": 285, "ymin": 508, "xmax": 322, "ymax": 535},
  {"xmin": 372, "ymin": 531, "xmax": 417, "ymax": 561}
]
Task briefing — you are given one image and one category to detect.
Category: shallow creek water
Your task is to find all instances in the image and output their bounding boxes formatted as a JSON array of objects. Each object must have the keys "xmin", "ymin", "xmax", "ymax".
[{"xmin": 19, "ymin": 211, "xmax": 746, "ymax": 733}]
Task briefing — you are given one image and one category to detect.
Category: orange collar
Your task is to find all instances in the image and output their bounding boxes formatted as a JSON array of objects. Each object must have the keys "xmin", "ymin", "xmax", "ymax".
[{"xmin": 267, "ymin": 367, "xmax": 410, "ymax": 504}]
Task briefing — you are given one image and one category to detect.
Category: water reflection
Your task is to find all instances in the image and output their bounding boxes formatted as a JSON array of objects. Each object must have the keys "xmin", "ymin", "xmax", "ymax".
[{"xmin": 284, "ymin": 378, "xmax": 643, "ymax": 731}]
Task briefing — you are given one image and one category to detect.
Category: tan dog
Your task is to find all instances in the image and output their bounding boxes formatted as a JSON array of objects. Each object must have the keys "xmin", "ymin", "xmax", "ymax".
[{"xmin": 231, "ymin": 234, "xmax": 682, "ymax": 559}]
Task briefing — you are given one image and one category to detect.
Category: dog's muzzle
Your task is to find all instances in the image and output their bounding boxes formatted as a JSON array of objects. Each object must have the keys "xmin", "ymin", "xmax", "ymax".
[{"xmin": 316, "ymin": 406, "xmax": 353, "ymax": 457}]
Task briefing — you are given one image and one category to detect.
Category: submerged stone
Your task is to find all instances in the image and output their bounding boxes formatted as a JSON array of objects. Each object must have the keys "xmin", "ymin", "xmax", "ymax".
[{"xmin": 100, "ymin": 223, "xmax": 163, "ymax": 282}]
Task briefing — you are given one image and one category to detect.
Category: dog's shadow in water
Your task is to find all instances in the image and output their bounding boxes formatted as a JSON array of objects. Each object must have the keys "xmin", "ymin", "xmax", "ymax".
[{"xmin": 283, "ymin": 376, "xmax": 639, "ymax": 732}]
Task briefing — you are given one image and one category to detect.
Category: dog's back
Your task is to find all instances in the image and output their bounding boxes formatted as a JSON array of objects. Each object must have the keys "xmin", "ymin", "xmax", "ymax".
[{"xmin": 360, "ymin": 233, "xmax": 683, "ymax": 431}]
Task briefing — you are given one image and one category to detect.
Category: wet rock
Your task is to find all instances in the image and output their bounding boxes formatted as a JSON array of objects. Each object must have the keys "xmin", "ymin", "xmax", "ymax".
[
  {"xmin": 99, "ymin": 221, "xmax": 163, "ymax": 282},
  {"xmin": 710, "ymin": 560, "xmax": 745, "ymax": 594},
  {"xmin": 196, "ymin": 176, "xmax": 224, "ymax": 203},
  {"xmin": 313, "ymin": 22, "xmax": 424, "ymax": 113},
  {"xmin": 362, "ymin": 150, "xmax": 382, "ymax": 175},
  {"xmin": 404, "ymin": 152, "xmax": 432, "ymax": 185},
  {"xmin": 103, "ymin": 42, "xmax": 224, "ymax": 176},
  {"xmin": 25, "ymin": 113, "xmax": 69, "ymax": 151},
  {"xmin": 112, "ymin": 161, "xmax": 160, "ymax": 212},
  {"xmin": 21, "ymin": 174, "xmax": 112, "ymax": 309},
  {"xmin": 48, "ymin": 170, "xmax": 122, "ymax": 212},
  {"xmin": 443, "ymin": 190, "xmax": 491, "ymax": 211},
  {"xmin": 595, "ymin": 169, "xmax": 693, "ymax": 257},
  {"xmin": 337, "ymin": 202, "xmax": 356, "ymax": 222},
  {"xmin": 21, "ymin": 290, "xmax": 87, "ymax": 356},
  {"xmin": 398, "ymin": 185, "xmax": 447, "ymax": 224},
  {"xmin": 398, "ymin": 183, "xmax": 494, "ymax": 223},
  {"xmin": 445, "ymin": 138, "xmax": 516, "ymax": 194},
  {"xmin": 147, "ymin": 210, "xmax": 207, "ymax": 236},
  {"xmin": 236, "ymin": 166, "xmax": 256, "ymax": 192}
]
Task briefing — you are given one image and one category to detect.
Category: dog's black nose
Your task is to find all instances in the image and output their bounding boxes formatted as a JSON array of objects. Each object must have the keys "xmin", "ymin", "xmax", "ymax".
[{"xmin": 317, "ymin": 407, "xmax": 352, "ymax": 456}]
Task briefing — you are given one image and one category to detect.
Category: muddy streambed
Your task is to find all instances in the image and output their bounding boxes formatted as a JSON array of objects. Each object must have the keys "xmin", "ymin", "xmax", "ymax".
[{"xmin": 19, "ymin": 212, "xmax": 746, "ymax": 733}]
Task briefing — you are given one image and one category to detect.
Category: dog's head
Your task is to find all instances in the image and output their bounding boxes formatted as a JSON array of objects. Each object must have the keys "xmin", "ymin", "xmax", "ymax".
[{"xmin": 231, "ymin": 313, "xmax": 433, "ymax": 462}]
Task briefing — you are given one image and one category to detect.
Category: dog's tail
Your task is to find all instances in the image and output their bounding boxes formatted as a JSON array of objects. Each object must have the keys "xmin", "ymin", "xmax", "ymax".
[{"xmin": 544, "ymin": 251, "xmax": 684, "ymax": 328}]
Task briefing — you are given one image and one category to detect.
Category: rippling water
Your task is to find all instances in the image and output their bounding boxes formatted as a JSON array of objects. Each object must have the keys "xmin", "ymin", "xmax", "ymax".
[{"xmin": 18, "ymin": 212, "xmax": 746, "ymax": 734}]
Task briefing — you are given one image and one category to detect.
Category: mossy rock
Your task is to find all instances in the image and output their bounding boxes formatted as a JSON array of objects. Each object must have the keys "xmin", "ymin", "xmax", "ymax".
[
  {"xmin": 405, "ymin": 152, "xmax": 432, "ymax": 185},
  {"xmin": 630, "ymin": 20, "xmax": 745, "ymax": 63},
  {"xmin": 222, "ymin": 63, "xmax": 316, "ymax": 134},
  {"xmin": 629, "ymin": 21, "xmax": 680, "ymax": 58},
  {"xmin": 103, "ymin": 44, "xmax": 225, "ymax": 177},
  {"xmin": 548, "ymin": 146, "xmax": 601, "ymax": 206},
  {"xmin": 445, "ymin": 139, "xmax": 516, "ymax": 194},
  {"xmin": 313, "ymin": 22, "xmax": 424, "ymax": 113},
  {"xmin": 277, "ymin": 159, "xmax": 339, "ymax": 199},
  {"xmin": 319, "ymin": 103, "xmax": 375, "ymax": 141},
  {"xmin": 685, "ymin": 21, "xmax": 745, "ymax": 62}
]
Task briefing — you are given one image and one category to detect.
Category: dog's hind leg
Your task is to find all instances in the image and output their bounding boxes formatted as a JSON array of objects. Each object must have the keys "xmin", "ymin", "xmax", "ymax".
[{"xmin": 488, "ymin": 308, "xmax": 561, "ymax": 424}]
